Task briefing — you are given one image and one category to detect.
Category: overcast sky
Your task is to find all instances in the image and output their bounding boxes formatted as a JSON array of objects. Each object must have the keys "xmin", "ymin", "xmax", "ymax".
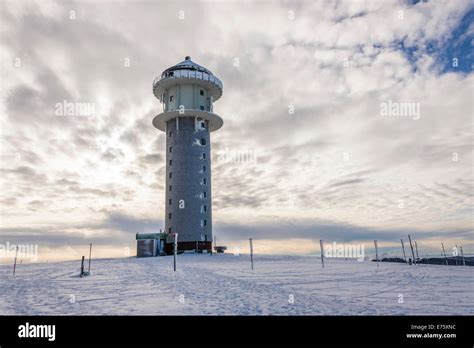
[{"xmin": 1, "ymin": 0, "xmax": 473, "ymax": 261}]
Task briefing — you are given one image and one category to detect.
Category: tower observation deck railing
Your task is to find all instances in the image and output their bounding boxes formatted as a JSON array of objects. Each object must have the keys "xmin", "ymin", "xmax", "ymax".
[{"xmin": 153, "ymin": 69, "xmax": 223, "ymax": 91}]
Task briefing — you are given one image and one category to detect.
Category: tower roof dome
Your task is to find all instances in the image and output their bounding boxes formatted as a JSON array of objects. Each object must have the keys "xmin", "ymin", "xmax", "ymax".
[
  {"xmin": 162, "ymin": 56, "xmax": 213, "ymax": 76},
  {"xmin": 153, "ymin": 56, "xmax": 223, "ymax": 102}
]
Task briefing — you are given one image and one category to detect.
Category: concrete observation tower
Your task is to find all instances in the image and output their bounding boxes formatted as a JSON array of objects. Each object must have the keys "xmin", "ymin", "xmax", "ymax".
[{"xmin": 152, "ymin": 56, "xmax": 223, "ymax": 253}]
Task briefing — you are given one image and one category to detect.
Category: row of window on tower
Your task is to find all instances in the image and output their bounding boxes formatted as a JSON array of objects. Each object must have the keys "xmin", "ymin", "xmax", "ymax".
[
  {"xmin": 168, "ymin": 127, "xmax": 207, "ymax": 138},
  {"xmin": 168, "ymin": 220, "xmax": 207, "ymax": 234},
  {"xmin": 168, "ymin": 178, "xmax": 206, "ymax": 192},
  {"xmin": 168, "ymin": 89, "xmax": 205, "ymax": 100},
  {"xmin": 169, "ymin": 155, "xmax": 206, "ymax": 164},
  {"xmin": 168, "ymin": 166, "xmax": 206, "ymax": 178},
  {"xmin": 168, "ymin": 204, "xmax": 207, "ymax": 234},
  {"xmin": 168, "ymin": 213, "xmax": 207, "ymax": 222},
  {"xmin": 167, "ymin": 191, "xmax": 207, "ymax": 205},
  {"xmin": 168, "ymin": 139, "xmax": 205, "ymax": 153}
]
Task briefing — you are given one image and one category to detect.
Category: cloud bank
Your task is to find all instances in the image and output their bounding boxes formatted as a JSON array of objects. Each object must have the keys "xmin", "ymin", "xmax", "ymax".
[{"xmin": 0, "ymin": 0, "xmax": 473, "ymax": 260}]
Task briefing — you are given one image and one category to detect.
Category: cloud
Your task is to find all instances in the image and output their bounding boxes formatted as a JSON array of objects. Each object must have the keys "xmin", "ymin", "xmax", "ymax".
[
  {"xmin": 104, "ymin": 212, "xmax": 162, "ymax": 234},
  {"xmin": 215, "ymin": 218, "xmax": 473, "ymax": 243}
]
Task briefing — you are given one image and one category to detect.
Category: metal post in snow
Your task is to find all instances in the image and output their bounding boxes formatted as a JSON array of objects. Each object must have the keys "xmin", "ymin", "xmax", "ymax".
[
  {"xmin": 460, "ymin": 246, "xmax": 466, "ymax": 266},
  {"xmin": 80, "ymin": 256, "xmax": 85, "ymax": 277},
  {"xmin": 249, "ymin": 238, "xmax": 254, "ymax": 270},
  {"xmin": 174, "ymin": 233, "xmax": 178, "ymax": 272},
  {"xmin": 88, "ymin": 243, "xmax": 92, "ymax": 273},
  {"xmin": 374, "ymin": 240, "xmax": 379, "ymax": 267},
  {"xmin": 408, "ymin": 235, "xmax": 416, "ymax": 265},
  {"xmin": 415, "ymin": 241, "xmax": 419, "ymax": 261},
  {"xmin": 455, "ymin": 245, "xmax": 459, "ymax": 266},
  {"xmin": 319, "ymin": 240, "xmax": 325, "ymax": 269},
  {"xmin": 400, "ymin": 239, "xmax": 407, "ymax": 264},
  {"xmin": 441, "ymin": 243, "xmax": 449, "ymax": 266},
  {"xmin": 12, "ymin": 245, "xmax": 19, "ymax": 276}
]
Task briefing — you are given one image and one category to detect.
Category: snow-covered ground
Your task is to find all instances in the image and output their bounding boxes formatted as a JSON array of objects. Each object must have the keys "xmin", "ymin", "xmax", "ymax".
[{"xmin": 0, "ymin": 254, "xmax": 472, "ymax": 315}]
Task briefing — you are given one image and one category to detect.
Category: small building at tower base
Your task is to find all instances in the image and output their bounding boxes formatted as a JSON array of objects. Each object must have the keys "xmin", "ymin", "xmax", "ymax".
[{"xmin": 136, "ymin": 233, "xmax": 167, "ymax": 257}]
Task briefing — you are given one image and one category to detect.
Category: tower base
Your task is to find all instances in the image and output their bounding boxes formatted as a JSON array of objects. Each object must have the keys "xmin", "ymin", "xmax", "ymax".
[{"xmin": 165, "ymin": 241, "xmax": 212, "ymax": 254}]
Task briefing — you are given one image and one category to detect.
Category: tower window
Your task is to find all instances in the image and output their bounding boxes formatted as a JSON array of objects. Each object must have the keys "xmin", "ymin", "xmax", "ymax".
[
  {"xmin": 169, "ymin": 199, "xmax": 172, "ymax": 205},
  {"xmin": 200, "ymin": 105, "xmax": 205, "ymax": 111},
  {"xmin": 201, "ymin": 122, "xmax": 206, "ymax": 128},
  {"xmin": 169, "ymin": 185, "xmax": 172, "ymax": 191},
  {"xmin": 170, "ymin": 95, "xmax": 174, "ymax": 102},
  {"xmin": 169, "ymin": 227, "xmax": 172, "ymax": 233},
  {"xmin": 200, "ymin": 139, "xmax": 206, "ymax": 145},
  {"xmin": 169, "ymin": 172, "xmax": 172, "ymax": 178},
  {"xmin": 202, "ymin": 153, "xmax": 206, "ymax": 159},
  {"xmin": 203, "ymin": 192, "xmax": 207, "ymax": 198},
  {"xmin": 169, "ymin": 160, "xmax": 172, "ymax": 165},
  {"xmin": 169, "ymin": 131, "xmax": 173, "ymax": 137},
  {"xmin": 200, "ymin": 89, "xmax": 204, "ymax": 96},
  {"xmin": 203, "ymin": 205, "xmax": 207, "ymax": 212},
  {"xmin": 169, "ymin": 213, "xmax": 172, "ymax": 219},
  {"xmin": 202, "ymin": 178, "xmax": 206, "ymax": 185},
  {"xmin": 202, "ymin": 165, "xmax": 206, "ymax": 172},
  {"xmin": 169, "ymin": 147, "xmax": 173, "ymax": 153},
  {"xmin": 204, "ymin": 219, "xmax": 207, "ymax": 226}
]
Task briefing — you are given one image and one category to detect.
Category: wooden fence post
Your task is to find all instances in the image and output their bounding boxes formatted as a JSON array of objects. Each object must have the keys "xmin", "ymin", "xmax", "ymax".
[
  {"xmin": 80, "ymin": 256, "xmax": 85, "ymax": 277},
  {"xmin": 408, "ymin": 235, "xmax": 416, "ymax": 265},
  {"xmin": 249, "ymin": 238, "xmax": 254, "ymax": 270},
  {"xmin": 174, "ymin": 233, "xmax": 178, "ymax": 272},
  {"xmin": 88, "ymin": 243, "xmax": 92, "ymax": 273},
  {"xmin": 320, "ymin": 240, "xmax": 325, "ymax": 269},
  {"xmin": 460, "ymin": 246, "xmax": 466, "ymax": 266},
  {"xmin": 400, "ymin": 239, "xmax": 407, "ymax": 264},
  {"xmin": 441, "ymin": 243, "xmax": 449, "ymax": 266},
  {"xmin": 374, "ymin": 240, "xmax": 379, "ymax": 267},
  {"xmin": 455, "ymin": 245, "xmax": 459, "ymax": 266},
  {"xmin": 12, "ymin": 246, "xmax": 19, "ymax": 276}
]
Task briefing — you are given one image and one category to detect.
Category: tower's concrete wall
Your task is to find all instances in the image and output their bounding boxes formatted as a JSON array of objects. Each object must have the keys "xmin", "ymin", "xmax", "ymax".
[
  {"xmin": 163, "ymin": 84, "xmax": 211, "ymax": 112},
  {"xmin": 165, "ymin": 116, "xmax": 212, "ymax": 244}
]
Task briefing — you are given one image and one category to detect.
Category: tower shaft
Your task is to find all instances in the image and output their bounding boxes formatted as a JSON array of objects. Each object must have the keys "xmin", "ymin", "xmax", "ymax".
[{"xmin": 165, "ymin": 116, "xmax": 212, "ymax": 249}]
